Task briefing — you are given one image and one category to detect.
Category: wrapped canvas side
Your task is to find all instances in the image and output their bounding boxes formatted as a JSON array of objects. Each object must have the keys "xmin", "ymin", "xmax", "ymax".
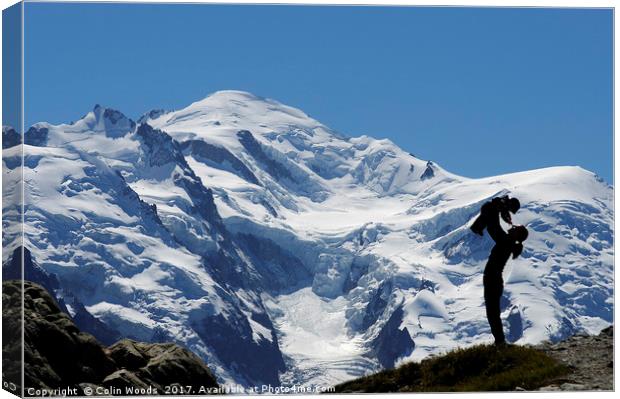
[{"xmin": 2, "ymin": 2, "xmax": 24, "ymax": 398}]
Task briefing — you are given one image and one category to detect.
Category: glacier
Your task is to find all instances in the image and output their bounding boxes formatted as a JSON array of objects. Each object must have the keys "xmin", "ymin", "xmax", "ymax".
[{"xmin": 2, "ymin": 90, "xmax": 613, "ymax": 388}]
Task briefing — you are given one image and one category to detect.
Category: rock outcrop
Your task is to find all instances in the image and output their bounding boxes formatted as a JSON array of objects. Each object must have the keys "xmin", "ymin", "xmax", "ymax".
[
  {"xmin": 537, "ymin": 325, "xmax": 613, "ymax": 391},
  {"xmin": 2, "ymin": 280, "xmax": 218, "ymax": 395},
  {"xmin": 103, "ymin": 339, "xmax": 219, "ymax": 392}
]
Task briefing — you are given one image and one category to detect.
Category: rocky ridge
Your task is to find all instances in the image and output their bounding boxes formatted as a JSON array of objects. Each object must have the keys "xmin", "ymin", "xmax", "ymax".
[{"xmin": 2, "ymin": 280, "xmax": 219, "ymax": 395}]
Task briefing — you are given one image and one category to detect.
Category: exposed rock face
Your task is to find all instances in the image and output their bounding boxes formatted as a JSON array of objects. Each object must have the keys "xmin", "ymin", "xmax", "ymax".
[
  {"xmin": 3, "ymin": 247, "xmax": 61, "ymax": 297},
  {"xmin": 369, "ymin": 305, "xmax": 415, "ymax": 368},
  {"xmin": 104, "ymin": 340, "xmax": 218, "ymax": 391},
  {"xmin": 190, "ymin": 312, "xmax": 285, "ymax": 386},
  {"xmin": 2, "ymin": 280, "xmax": 218, "ymax": 395},
  {"xmin": 235, "ymin": 233, "xmax": 312, "ymax": 294},
  {"xmin": 92, "ymin": 105, "xmax": 136, "ymax": 138},
  {"xmin": 69, "ymin": 298, "xmax": 122, "ymax": 346},
  {"xmin": 181, "ymin": 139, "xmax": 259, "ymax": 185},
  {"xmin": 24, "ymin": 125, "xmax": 49, "ymax": 146},
  {"xmin": 237, "ymin": 130, "xmax": 294, "ymax": 182},
  {"xmin": 537, "ymin": 325, "xmax": 613, "ymax": 391},
  {"xmin": 360, "ymin": 282, "xmax": 392, "ymax": 331},
  {"xmin": 420, "ymin": 161, "xmax": 435, "ymax": 180},
  {"xmin": 2, "ymin": 125, "xmax": 20, "ymax": 148},
  {"xmin": 135, "ymin": 123, "xmax": 188, "ymax": 168}
]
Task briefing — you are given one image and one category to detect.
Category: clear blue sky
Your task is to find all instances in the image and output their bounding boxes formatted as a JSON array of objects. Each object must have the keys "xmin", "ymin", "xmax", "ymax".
[{"xmin": 20, "ymin": 3, "xmax": 613, "ymax": 183}]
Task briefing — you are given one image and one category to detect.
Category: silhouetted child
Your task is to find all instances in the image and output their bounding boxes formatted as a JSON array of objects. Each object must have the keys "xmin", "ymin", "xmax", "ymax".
[{"xmin": 470, "ymin": 195, "xmax": 520, "ymax": 236}]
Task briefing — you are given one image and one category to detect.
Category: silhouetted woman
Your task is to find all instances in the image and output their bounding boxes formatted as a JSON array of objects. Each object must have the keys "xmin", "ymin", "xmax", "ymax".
[{"xmin": 477, "ymin": 203, "xmax": 529, "ymax": 345}]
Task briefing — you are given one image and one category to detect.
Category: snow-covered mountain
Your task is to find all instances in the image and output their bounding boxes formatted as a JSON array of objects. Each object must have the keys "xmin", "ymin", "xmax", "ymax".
[{"xmin": 2, "ymin": 90, "xmax": 614, "ymax": 388}]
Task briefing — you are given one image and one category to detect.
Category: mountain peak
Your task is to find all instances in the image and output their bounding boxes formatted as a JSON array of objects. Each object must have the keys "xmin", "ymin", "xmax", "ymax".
[
  {"xmin": 188, "ymin": 90, "xmax": 275, "ymax": 111},
  {"xmin": 206, "ymin": 89, "xmax": 262, "ymax": 101},
  {"xmin": 137, "ymin": 109, "xmax": 168, "ymax": 124},
  {"xmin": 81, "ymin": 104, "xmax": 136, "ymax": 138},
  {"xmin": 144, "ymin": 90, "xmax": 318, "ymax": 141}
]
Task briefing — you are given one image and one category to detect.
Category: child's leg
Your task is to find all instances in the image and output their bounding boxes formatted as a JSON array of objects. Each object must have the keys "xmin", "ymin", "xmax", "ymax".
[
  {"xmin": 471, "ymin": 202, "xmax": 492, "ymax": 235},
  {"xmin": 470, "ymin": 214, "xmax": 486, "ymax": 235},
  {"xmin": 485, "ymin": 204, "xmax": 507, "ymax": 243}
]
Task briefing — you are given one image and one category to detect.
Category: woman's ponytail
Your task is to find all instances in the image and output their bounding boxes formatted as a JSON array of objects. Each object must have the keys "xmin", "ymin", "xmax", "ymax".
[
  {"xmin": 512, "ymin": 242, "xmax": 524, "ymax": 259},
  {"xmin": 509, "ymin": 225, "xmax": 528, "ymax": 259}
]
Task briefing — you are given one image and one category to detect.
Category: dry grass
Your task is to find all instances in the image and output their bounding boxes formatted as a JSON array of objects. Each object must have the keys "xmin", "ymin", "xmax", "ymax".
[{"xmin": 333, "ymin": 344, "xmax": 569, "ymax": 393}]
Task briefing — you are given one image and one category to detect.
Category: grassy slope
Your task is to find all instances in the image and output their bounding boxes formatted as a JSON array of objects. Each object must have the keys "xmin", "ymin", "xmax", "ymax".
[{"xmin": 333, "ymin": 344, "xmax": 569, "ymax": 393}]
